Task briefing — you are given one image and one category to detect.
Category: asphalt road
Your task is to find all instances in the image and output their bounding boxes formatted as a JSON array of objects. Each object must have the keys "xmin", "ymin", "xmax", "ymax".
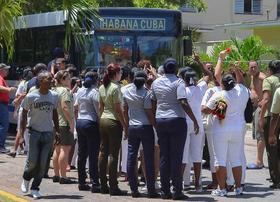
[{"xmin": 0, "ymin": 130, "xmax": 280, "ymax": 202}]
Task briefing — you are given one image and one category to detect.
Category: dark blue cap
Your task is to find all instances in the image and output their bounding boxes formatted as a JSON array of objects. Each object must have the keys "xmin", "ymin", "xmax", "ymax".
[{"xmin": 163, "ymin": 58, "xmax": 177, "ymax": 73}]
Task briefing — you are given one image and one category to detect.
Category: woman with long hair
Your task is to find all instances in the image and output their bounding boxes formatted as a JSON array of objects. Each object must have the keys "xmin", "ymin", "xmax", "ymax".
[
  {"xmin": 98, "ymin": 63, "xmax": 128, "ymax": 195},
  {"xmin": 123, "ymin": 70, "xmax": 159, "ymax": 198},
  {"xmin": 52, "ymin": 70, "xmax": 75, "ymax": 184},
  {"xmin": 74, "ymin": 71, "xmax": 100, "ymax": 192}
]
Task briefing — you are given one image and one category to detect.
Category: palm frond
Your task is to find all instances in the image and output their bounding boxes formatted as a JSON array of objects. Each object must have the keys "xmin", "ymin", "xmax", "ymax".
[
  {"xmin": 62, "ymin": 0, "xmax": 99, "ymax": 52},
  {"xmin": 0, "ymin": 0, "xmax": 26, "ymax": 60}
]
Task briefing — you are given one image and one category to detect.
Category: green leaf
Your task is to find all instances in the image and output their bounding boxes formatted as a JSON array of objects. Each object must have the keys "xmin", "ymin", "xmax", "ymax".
[{"xmin": 0, "ymin": 0, "xmax": 26, "ymax": 60}]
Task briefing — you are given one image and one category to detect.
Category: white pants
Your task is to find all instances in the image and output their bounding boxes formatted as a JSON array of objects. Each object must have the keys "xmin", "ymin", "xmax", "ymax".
[
  {"xmin": 121, "ymin": 138, "xmax": 128, "ymax": 173},
  {"xmin": 226, "ymin": 130, "xmax": 247, "ymax": 185},
  {"xmin": 205, "ymin": 131, "xmax": 216, "ymax": 173},
  {"xmin": 213, "ymin": 130, "xmax": 244, "ymax": 168},
  {"xmin": 182, "ymin": 122, "xmax": 205, "ymax": 164},
  {"xmin": 71, "ymin": 140, "xmax": 78, "ymax": 167}
]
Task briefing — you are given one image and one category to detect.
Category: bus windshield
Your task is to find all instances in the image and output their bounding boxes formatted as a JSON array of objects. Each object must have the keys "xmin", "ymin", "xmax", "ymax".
[{"xmin": 82, "ymin": 35, "xmax": 182, "ymax": 68}]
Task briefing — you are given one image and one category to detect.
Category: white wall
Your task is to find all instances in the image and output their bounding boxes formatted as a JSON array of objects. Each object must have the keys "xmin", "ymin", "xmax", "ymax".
[{"xmin": 182, "ymin": 0, "xmax": 277, "ymax": 49}]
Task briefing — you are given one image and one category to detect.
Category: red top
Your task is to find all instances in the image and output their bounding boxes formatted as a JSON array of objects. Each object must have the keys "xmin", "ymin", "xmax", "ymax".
[{"xmin": 0, "ymin": 75, "xmax": 9, "ymax": 103}]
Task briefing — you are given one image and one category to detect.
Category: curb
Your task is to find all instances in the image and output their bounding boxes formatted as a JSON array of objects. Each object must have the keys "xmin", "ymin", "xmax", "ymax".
[{"xmin": 0, "ymin": 190, "xmax": 29, "ymax": 202}]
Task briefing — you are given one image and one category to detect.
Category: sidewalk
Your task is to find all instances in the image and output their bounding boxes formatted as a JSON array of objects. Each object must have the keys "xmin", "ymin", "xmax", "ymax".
[{"xmin": 0, "ymin": 130, "xmax": 279, "ymax": 202}]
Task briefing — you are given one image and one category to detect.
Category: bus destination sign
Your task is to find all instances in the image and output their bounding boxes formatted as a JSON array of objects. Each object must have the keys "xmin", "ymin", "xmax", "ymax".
[{"xmin": 100, "ymin": 17, "xmax": 166, "ymax": 31}]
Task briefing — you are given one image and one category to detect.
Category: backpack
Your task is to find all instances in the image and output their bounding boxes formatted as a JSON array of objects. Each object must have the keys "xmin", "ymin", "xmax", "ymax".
[{"xmin": 244, "ymin": 88, "xmax": 253, "ymax": 123}]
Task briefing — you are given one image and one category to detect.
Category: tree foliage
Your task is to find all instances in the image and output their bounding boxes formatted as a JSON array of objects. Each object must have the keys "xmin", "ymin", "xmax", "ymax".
[
  {"xmin": 199, "ymin": 36, "xmax": 278, "ymax": 71},
  {"xmin": 21, "ymin": 0, "xmax": 207, "ymax": 14},
  {"xmin": 134, "ymin": 0, "xmax": 207, "ymax": 11},
  {"xmin": 0, "ymin": 0, "xmax": 26, "ymax": 60},
  {"xmin": 62, "ymin": 0, "xmax": 99, "ymax": 52}
]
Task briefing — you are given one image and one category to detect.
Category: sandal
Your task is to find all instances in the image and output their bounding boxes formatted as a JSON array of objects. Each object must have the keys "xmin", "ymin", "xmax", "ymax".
[{"xmin": 246, "ymin": 162, "xmax": 264, "ymax": 169}]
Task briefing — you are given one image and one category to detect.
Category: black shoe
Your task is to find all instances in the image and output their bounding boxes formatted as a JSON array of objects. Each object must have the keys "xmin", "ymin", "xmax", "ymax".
[
  {"xmin": 110, "ymin": 188, "xmax": 128, "ymax": 196},
  {"xmin": 172, "ymin": 192, "xmax": 189, "ymax": 200},
  {"xmin": 160, "ymin": 191, "xmax": 172, "ymax": 199},
  {"xmin": 131, "ymin": 191, "xmax": 142, "ymax": 198},
  {"xmin": 79, "ymin": 184, "xmax": 91, "ymax": 191},
  {"xmin": 148, "ymin": 191, "xmax": 160, "ymax": 198},
  {"xmin": 269, "ymin": 183, "xmax": 280, "ymax": 189},
  {"xmin": 7, "ymin": 151, "xmax": 16, "ymax": 158},
  {"xmin": 70, "ymin": 165, "xmax": 76, "ymax": 170},
  {"xmin": 91, "ymin": 185, "xmax": 101, "ymax": 193},
  {"xmin": 53, "ymin": 176, "xmax": 60, "ymax": 183},
  {"xmin": 59, "ymin": 177, "xmax": 74, "ymax": 184},
  {"xmin": 100, "ymin": 186, "xmax": 110, "ymax": 194}
]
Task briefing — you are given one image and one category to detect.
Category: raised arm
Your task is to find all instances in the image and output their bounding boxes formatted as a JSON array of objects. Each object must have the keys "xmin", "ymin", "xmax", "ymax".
[
  {"xmin": 193, "ymin": 52, "xmax": 213, "ymax": 79},
  {"xmin": 233, "ymin": 63, "xmax": 245, "ymax": 84},
  {"xmin": 215, "ymin": 50, "xmax": 228, "ymax": 85}
]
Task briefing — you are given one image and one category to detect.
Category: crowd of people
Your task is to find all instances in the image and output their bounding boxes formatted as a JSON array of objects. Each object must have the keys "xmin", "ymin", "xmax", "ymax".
[{"xmin": 0, "ymin": 47, "xmax": 280, "ymax": 200}]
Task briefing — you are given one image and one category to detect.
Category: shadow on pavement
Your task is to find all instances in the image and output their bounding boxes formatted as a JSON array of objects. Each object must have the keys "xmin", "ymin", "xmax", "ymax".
[
  {"xmin": 227, "ymin": 192, "xmax": 274, "ymax": 199},
  {"xmin": 40, "ymin": 194, "xmax": 84, "ymax": 200},
  {"xmin": 245, "ymin": 184, "xmax": 272, "ymax": 192},
  {"xmin": 188, "ymin": 196, "xmax": 217, "ymax": 201}
]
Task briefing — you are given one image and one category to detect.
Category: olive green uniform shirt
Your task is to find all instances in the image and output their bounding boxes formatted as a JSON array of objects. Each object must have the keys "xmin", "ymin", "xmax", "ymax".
[
  {"xmin": 262, "ymin": 73, "xmax": 280, "ymax": 117},
  {"xmin": 99, "ymin": 81, "xmax": 122, "ymax": 121},
  {"xmin": 54, "ymin": 86, "xmax": 74, "ymax": 126},
  {"xmin": 271, "ymin": 87, "xmax": 280, "ymax": 114}
]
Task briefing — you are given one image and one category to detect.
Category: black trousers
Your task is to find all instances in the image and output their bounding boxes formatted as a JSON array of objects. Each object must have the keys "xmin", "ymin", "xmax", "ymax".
[
  {"xmin": 76, "ymin": 119, "xmax": 100, "ymax": 186},
  {"xmin": 127, "ymin": 125, "xmax": 155, "ymax": 193},
  {"xmin": 156, "ymin": 117, "xmax": 187, "ymax": 194},
  {"xmin": 264, "ymin": 117, "xmax": 280, "ymax": 184}
]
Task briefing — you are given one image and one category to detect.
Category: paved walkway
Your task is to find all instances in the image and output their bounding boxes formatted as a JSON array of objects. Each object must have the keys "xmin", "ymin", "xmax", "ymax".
[{"xmin": 0, "ymin": 130, "xmax": 279, "ymax": 202}]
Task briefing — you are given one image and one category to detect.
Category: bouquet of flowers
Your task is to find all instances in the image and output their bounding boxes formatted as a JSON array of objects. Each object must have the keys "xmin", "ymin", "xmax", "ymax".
[{"xmin": 213, "ymin": 98, "xmax": 228, "ymax": 121}]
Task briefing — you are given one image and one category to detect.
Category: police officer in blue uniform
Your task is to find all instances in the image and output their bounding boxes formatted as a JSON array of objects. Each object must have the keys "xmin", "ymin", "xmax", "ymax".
[{"xmin": 151, "ymin": 58, "xmax": 199, "ymax": 200}]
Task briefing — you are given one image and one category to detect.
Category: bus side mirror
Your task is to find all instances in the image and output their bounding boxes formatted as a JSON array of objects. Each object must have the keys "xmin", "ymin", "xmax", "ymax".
[{"xmin": 183, "ymin": 30, "xmax": 192, "ymax": 56}]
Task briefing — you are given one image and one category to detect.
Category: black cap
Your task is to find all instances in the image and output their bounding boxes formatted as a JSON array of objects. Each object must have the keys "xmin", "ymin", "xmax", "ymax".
[
  {"xmin": 163, "ymin": 58, "xmax": 177, "ymax": 73},
  {"xmin": 134, "ymin": 70, "xmax": 147, "ymax": 79},
  {"xmin": 222, "ymin": 74, "xmax": 235, "ymax": 87}
]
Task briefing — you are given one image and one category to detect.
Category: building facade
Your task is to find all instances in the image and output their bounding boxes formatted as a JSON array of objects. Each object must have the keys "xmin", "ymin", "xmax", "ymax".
[{"xmin": 182, "ymin": 0, "xmax": 280, "ymax": 51}]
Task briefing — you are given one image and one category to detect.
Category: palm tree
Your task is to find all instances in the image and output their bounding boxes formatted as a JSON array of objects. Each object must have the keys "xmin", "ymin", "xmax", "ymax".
[
  {"xmin": 0, "ymin": 0, "xmax": 26, "ymax": 60},
  {"xmin": 62, "ymin": 0, "xmax": 99, "ymax": 52},
  {"xmin": 199, "ymin": 36, "xmax": 278, "ymax": 71}
]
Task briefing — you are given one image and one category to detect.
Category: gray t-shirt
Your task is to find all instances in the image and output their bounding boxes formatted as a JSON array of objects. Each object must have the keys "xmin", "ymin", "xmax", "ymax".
[
  {"xmin": 151, "ymin": 74, "xmax": 187, "ymax": 119},
  {"xmin": 75, "ymin": 86, "xmax": 99, "ymax": 122},
  {"xmin": 22, "ymin": 89, "xmax": 59, "ymax": 132},
  {"xmin": 122, "ymin": 84, "xmax": 152, "ymax": 125}
]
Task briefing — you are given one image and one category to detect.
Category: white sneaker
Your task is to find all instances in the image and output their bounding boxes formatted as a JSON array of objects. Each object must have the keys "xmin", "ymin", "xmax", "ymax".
[
  {"xmin": 21, "ymin": 179, "xmax": 30, "ymax": 193},
  {"xmin": 155, "ymin": 181, "xmax": 161, "ymax": 190},
  {"xmin": 234, "ymin": 187, "xmax": 243, "ymax": 195},
  {"xmin": 140, "ymin": 185, "xmax": 147, "ymax": 193},
  {"xmin": 211, "ymin": 188, "xmax": 227, "ymax": 197},
  {"xmin": 31, "ymin": 189, "xmax": 42, "ymax": 199}
]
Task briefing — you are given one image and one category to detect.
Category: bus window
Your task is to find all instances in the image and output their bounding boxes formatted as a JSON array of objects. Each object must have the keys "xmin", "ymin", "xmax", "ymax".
[
  {"xmin": 35, "ymin": 29, "xmax": 64, "ymax": 64},
  {"xmin": 137, "ymin": 36, "xmax": 181, "ymax": 67},
  {"xmin": 15, "ymin": 30, "xmax": 34, "ymax": 66},
  {"xmin": 81, "ymin": 35, "xmax": 133, "ymax": 68}
]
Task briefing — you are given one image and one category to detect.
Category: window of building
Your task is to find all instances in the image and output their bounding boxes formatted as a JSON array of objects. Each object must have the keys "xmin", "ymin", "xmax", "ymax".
[
  {"xmin": 278, "ymin": 0, "xmax": 280, "ymax": 17},
  {"xmin": 181, "ymin": 4, "xmax": 197, "ymax": 13},
  {"xmin": 235, "ymin": 0, "xmax": 262, "ymax": 14}
]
